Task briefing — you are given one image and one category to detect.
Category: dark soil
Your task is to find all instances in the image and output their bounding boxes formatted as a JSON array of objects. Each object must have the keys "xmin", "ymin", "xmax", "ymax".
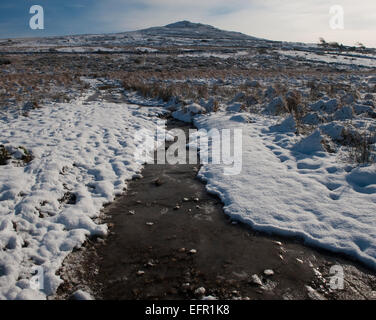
[{"xmin": 56, "ymin": 118, "xmax": 376, "ymax": 300}]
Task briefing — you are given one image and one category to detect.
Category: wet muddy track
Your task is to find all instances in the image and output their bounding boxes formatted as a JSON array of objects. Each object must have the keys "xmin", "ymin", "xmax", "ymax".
[{"xmin": 57, "ymin": 117, "xmax": 376, "ymax": 300}]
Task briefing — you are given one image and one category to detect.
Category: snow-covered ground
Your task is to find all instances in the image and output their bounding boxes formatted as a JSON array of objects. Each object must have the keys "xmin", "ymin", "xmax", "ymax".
[
  {"xmin": 193, "ymin": 112, "xmax": 376, "ymax": 269},
  {"xmin": 279, "ymin": 49, "xmax": 376, "ymax": 68},
  {"xmin": 0, "ymin": 92, "xmax": 165, "ymax": 299}
]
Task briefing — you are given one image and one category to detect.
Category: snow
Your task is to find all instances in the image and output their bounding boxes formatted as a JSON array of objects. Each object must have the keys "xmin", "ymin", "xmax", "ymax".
[
  {"xmin": 0, "ymin": 92, "xmax": 165, "ymax": 299},
  {"xmin": 279, "ymin": 50, "xmax": 376, "ymax": 68},
  {"xmin": 193, "ymin": 112, "xmax": 376, "ymax": 270},
  {"xmin": 172, "ymin": 103, "xmax": 206, "ymax": 123},
  {"xmin": 72, "ymin": 289, "xmax": 94, "ymax": 300}
]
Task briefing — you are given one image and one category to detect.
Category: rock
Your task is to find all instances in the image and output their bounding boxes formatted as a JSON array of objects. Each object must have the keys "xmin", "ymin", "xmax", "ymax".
[
  {"xmin": 245, "ymin": 95, "xmax": 258, "ymax": 106},
  {"xmin": 178, "ymin": 248, "xmax": 186, "ymax": 253},
  {"xmin": 183, "ymin": 197, "xmax": 189, "ymax": 202},
  {"xmin": 341, "ymin": 93, "xmax": 358, "ymax": 105},
  {"xmin": 322, "ymin": 99, "xmax": 338, "ymax": 113},
  {"xmin": 146, "ymin": 222, "xmax": 154, "ymax": 226},
  {"xmin": 250, "ymin": 274, "xmax": 263, "ymax": 286},
  {"xmin": 227, "ymin": 102, "xmax": 243, "ymax": 113},
  {"xmin": 310, "ymin": 100, "xmax": 325, "ymax": 112},
  {"xmin": 363, "ymin": 100, "xmax": 375, "ymax": 107},
  {"xmin": 189, "ymin": 249, "xmax": 197, "ymax": 254},
  {"xmin": 264, "ymin": 86, "xmax": 277, "ymax": 99},
  {"xmin": 96, "ymin": 237, "xmax": 105, "ymax": 244},
  {"xmin": 154, "ymin": 178, "xmax": 163, "ymax": 186},
  {"xmin": 306, "ymin": 285, "xmax": 327, "ymax": 300},
  {"xmin": 245, "ymin": 79, "xmax": 260, "ymax": 88},
  {"xmin": 194, "ymin": 287, "xmax": 206, "ymax": 296},
  {"xmin": 193, "ymin": 197, "xmax": 199, "ymax": 202},
  {"xmin": 174, "ymin": 205, "xmax": 181, "ymax": 210},
  {"xmin": 128, "ymin": 210, "xmax": 136, "ymax": 215},
  {"xmin": 137, "ymin": 270, "xmax": 145, "ymax": 276},
  {"xmin": 230, "ymin": 92, "xmax": 245, "ymax": 104},
  {"xmin": 353, "ymin": 104, "xmax": 374, "ymax": 115},
  {"xmin": 302, "ymin": 113, "xmax": 322, "ymax": 125},
  {"xmin": 264, "ymin": 269, "xmax": 275, "ymax": 276},
  {"xmin": 364, "ymin": 93, "xmax": 374, "ymax": 100},
  {"xmin": 334, "ymin": 106, "xmax": 353, "ymax": 121},
  {"xmin": 264, "ymin": 96, "xmax": 285, "ymax": 115}
]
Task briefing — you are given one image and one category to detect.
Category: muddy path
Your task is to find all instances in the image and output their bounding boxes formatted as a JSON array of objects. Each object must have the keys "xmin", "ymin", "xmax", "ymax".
[{"xmin": 56, "ymin": 117, "xmax": 376, "ymax": 300}]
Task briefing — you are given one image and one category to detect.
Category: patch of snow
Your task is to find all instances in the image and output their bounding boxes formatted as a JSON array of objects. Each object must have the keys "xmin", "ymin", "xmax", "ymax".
[
  {"xmin": 0, "ymin": 93, "xmax": 164, "ymax": 299},
  {"xmin": 194, "ymin": 112, "xmax": 376, "ymax": 270}
]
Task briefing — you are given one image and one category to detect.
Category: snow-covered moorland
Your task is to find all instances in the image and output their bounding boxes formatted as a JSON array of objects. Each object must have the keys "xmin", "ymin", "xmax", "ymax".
[
  {"xmin": 1, "ymin": 20, "xmax": 376, "ymax": 300},
  {"xmin": 0, "ymin": 90, "xmax": 166, "ymax": 299}
]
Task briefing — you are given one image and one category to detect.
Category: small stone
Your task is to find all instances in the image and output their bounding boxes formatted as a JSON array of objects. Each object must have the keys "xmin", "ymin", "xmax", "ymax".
[
  {"xmin": 231, "ymin": 221, "xmax": 238, "ymax": 225},
  {"xmin": 189, "ymin": 249, "xmax": 197, "ymax": 254},
  {"xmin": 146, "ymin": 260, "xmax": 156, "ymax": 267},
  {"xmin": 137, "ymin": 270, "xmax": 145, "ymax": 276},
  {"xmin": 296, "ymin": 258, "xmax": 304, "ymax": 264},
  {"xmin": 154, "ymin": 178, "xmax": 163, "ymax": 186},
  {"xmin": 128, "ymin": 210, "xmax": 136, "ymax": 215},
  {"xmin": 193, "ymin": 197, "xmax": 199, "ymax": 202},
  {"xmin": 174, "ymin": 205, "xmax": 181, "ymax": 210},
  {"xmin": 273, "ymin": 241, "xmax": 282, "ymax": 246},
  {"xmin": 146, "ymin": 222, "xmax": 154, "ymax": 226},
  {"xmin": 178, "ymin": 248, "xmax": 186, "ymax": 253},
  {"xmin": 264, "ymin": 269, "xmax": 274, "ymax": 276},
  {"xmin": 194, "ymin": 287, "xmax": 206, "ymax": 296},
  {"xmin": 250, "ymin": 274, "xmax": 263, "ymax": 286},
  {"xmin": 183, "ymin": 198, "xmax": 189, "ymax": 202}
]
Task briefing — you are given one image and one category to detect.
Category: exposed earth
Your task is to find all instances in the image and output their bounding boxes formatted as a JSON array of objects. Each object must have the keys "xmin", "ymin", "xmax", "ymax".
[{"xmin": 55, "ymin": 118, "xmax": 376, "ymax": 300}]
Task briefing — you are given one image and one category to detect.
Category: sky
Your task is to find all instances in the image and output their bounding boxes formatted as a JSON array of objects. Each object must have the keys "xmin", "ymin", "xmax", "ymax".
[{"xmin": 0, "ymin": 0, "xmax": 375, "ymax": 47}]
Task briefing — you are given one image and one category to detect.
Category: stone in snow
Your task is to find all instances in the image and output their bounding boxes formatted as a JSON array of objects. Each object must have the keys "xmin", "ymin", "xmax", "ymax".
[
  {"xmin": 194, "ymin": 287, "xmax": 206, "ymax": 296},
  {"xmin": 250, "ymin": 274, "xmax": 263, "ymax": 286},
  {"xmin": 264, "ymin": 269, "xmax": 274, "ymax": 276}
]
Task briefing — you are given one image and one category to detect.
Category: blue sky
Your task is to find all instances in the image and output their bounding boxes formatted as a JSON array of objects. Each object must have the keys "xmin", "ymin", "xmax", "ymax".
[{"xmin": 1, "ymin": 0, "xmax": 375, "ymax": 47}]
